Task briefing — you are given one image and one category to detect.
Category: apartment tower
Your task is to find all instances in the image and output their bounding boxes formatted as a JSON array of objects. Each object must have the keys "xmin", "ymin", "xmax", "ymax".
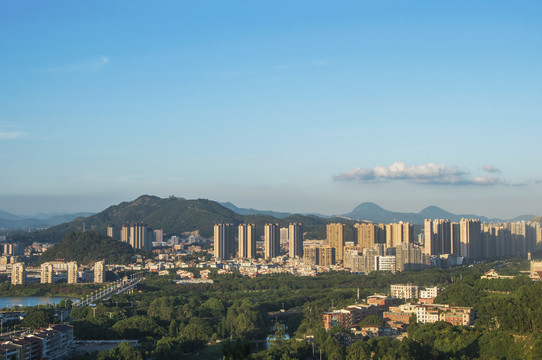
[
  {"xmin": 12, "ymin": 262, "xmax": 26, "ymax": 285},
  {"xmin": 326, "ymin": 223, "xmax": 345, "ymax": 261},
  {"xmin": 41, "ymin": 262, "xmax": 54, "ymax": 284},
  {"xmin": 288, "ymin": 223, "xmax": 303, "ymax": 258},
  {"xmin": 238, "ymin": 224, "xmax": 256, "ymax": 259},
  {"xmin": 67, "ymin": 261, "xmax": 78, "ymax": 284},
  {"xmin": 264, "ymin": 223, "xmax": 280, "ymax": 260},
  {"xmin": 214, "ymin": 224, "xmax": 235, "ymax": 260},
  {"xmin": 94, "ymin": 260, "xmax": 105, "ymax": 283}
]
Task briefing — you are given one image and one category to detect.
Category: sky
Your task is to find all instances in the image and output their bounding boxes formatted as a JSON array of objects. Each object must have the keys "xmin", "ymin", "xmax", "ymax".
[{"xmin": 1, "ymin": 1, "xmax": 541, "ymax": 219}]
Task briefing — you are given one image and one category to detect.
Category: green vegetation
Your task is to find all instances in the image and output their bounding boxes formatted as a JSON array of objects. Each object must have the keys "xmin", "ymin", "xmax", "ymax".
[
  {"xmin": 0, "ymin": 281, "xmax": 101, "ymax": 298},
  {"xmin": 38, "ymin": 231, "xmax": 137, "ymax": 265},
  {"xmin": 55, "ymin": 260, "xmax": 542, "ymax": 359}
]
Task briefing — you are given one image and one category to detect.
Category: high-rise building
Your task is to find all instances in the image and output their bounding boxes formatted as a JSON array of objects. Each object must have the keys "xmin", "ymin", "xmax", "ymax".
[
  {"xmin": 386, "ymin": 222, "xmax": 413, "ymax": 248},
  {"xmin": 280, "ymin": 227, "xmax": 289, "ymax": 243},
  {"xmin": 303, "ymin": 245, "xmax": 319, "ymax": 266},
  {"xmin": 354, "ymin": 223, "xmax": 383, "ymax": 250},
  {"xmin": 460, "ymin": 219, "xmax": 482, "ymax": 258},
  {"xmin": 289, "ymin": 223, "xmax": 303, "ymax": 258},
  {"xmin": 264, "ymin": 223, "xmax": 280, "ymax": 260},
  {"xmin": 396, "ymin": 242, "xmax": 429, "ymax": 272},
  {"xmin": 67, "ymin": 261, "xmax": 78, "ymax": 284},
  {"xmin": 94, "ymin": 260, "xmax": 105, "ymax": 283},
  {"xmin": 153, "ymin": 229, "xmax": 164, "ymax": 243},
  {"xmin": 424, "ymin": 219, "xmax": 452, "ymax": 255},
  {"xmin": 319, "ymin": 246, "xmax": 336, "ymax": 266},
  {"xmin": 121, "ymin": 224, "xmax": 129, "ymax": 243},
  {"xmin": 130, "ymin": 223, "xmax": 151, "ymax": 251},
  {"xmin": 11, "ymin": 262, "xmax": 26, "ymax": 285},
  {"xmin": 238, "ymin": 224, "xmax": 256, "ymax": 259},
  {"xmin": 41, "ymin": 262, "xmax": 54, "ymax": 284},
  {"xmin": 107, "ymin": 225, "xmax": 115, "ymax": 239},
  {"xmin": 214, "ymin": 224, "xmax": 235, "ymax": 260},
  {"xmin": 326, "ymin": 223, "xmax": 345, "ymax": 261}
]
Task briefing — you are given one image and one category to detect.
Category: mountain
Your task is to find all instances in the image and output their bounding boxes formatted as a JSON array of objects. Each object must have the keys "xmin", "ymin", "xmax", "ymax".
[
  {"xmin": 38, "ymin": 231, "xmax": 136, "ymax": 265},
  {"xmin": 220, "ymin": 202, "xmax": 293, "ymax": 219},
  {"xmin": 0, "ymin": 211, "xmax": 95, "ymax": 230},
  {"xmin": 221, "ymin": 201, "xmax": 329, "ymax": 219},
  {"xmin": 0, "ymin": 210, "xmax": 21, "ymax": 221},
  {"xmin": 343, "ymin": 202, "xmax": 532, "ymax": 224},
  {"xmin": 12, "ymin": 195, "xmax": 355, "ymax": 244}
]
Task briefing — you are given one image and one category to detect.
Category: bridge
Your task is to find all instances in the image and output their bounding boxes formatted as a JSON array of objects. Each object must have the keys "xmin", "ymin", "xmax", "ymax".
[{"xmin": 73, "ymin": 272, "xmax": 146, "ymax": 307}]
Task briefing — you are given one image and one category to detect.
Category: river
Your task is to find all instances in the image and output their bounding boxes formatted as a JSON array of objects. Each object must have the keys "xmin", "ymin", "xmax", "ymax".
[{"xmin": 0, "ymin": 296, "xmax": 76, "ymax": 308}]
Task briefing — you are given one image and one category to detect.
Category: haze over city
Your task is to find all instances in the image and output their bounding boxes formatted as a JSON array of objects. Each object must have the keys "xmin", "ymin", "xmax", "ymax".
[{"xmin": 1, "ymin": 1, "xmax": 541, "ymax": 219}]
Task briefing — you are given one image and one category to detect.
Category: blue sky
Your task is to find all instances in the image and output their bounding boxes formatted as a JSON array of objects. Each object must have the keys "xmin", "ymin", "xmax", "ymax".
[{"xmin": 1, "ymin": 1, "xmax": 541, "ymax": 218}]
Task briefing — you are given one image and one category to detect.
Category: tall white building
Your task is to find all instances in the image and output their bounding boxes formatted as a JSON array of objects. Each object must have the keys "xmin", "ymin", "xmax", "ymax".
[
  {"xmin": 94, "ymin": 260, "xmax": 105, "ymax": 283},
  {"xmin": 67, "ymin": 261, "xmax": 78, "ymax": 284},
  {"xmin": 11, "ymin": 262, "xmax": 26, "ymax": 285},
  {"xmin": 41, "ymin": 262, "xmax": 54, "ymax": 284}
]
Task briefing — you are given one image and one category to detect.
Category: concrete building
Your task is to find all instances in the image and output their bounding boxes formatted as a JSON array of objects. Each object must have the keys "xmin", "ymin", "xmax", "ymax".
[
  {"xmin": 303, "ymin": 245, "xmax": 320, "ymax": 266},
  {"xmin": 386, "ymin": 222, "xmax": 413, "ymax": 248},
  {"xmin": 326, "ymin": 223, "xmax": 345, "ymax": 261},
  {"xmin": 40, "ymin": 262, "xmax": 54, "ymax": 284},
  {"xmin": 424, "ymin": 219, "xmax": 452, "ymax": 255},
  {"xmin": 11, "ymin": 262, "xmax": 25, "ymax": 285},
  {"xmin": 376, "ymin": 256, "xmax": 396, "ymax": 273},
  {"xmin": 121, "ymin": 224, "xmax": 129, "ymax": 242},
  {"xmin": 264, "ymin": 223, "xmax": 280, "ymax": 260},
  {"xmin": 460, "ymin": 219, "xmax": 482, "ymax": 259},
  {"xmin": 94, "ymin": 260, "xmax": 105, "ymax": 283},
  {"xmin": 354, "ymin": 223, "xmax": 385, "ymax": 250},
  {"xmin": 238, "ymin": 224, "xmax": 256, "ymax": 259},
  {"xmin": 107, "ymin": 224, "xmax": 114, "ymax": 239},
  {"xmin": 130, "ymin": 223, "xmax": 151, "ymax": 251},
  {"xmin": 153, "ymin": 229, "xmax": 164, "ymax": 243},
  {"xmin": 214, "ymin": 224, "xmax": 235, "ymax": 260},
  {"xmin": 288, "ymin": 223, "xmax": 303, "ymax": 258},
  {"xmin": 319, "ymin": 246, "xmax": 336, "ymax": 266},
  {"xmin": 390, "ymin": 284, "xmax": 420, "ymax": 299},
  {"xmin": 396, "ymin": 242, "xmax": 429, "ymax": 272},
  {"xmin": 67, "ymin": 261, "xmax": 78, "ymax": 284}
]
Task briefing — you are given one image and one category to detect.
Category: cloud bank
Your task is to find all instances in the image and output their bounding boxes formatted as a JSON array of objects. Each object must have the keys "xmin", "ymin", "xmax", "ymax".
[
  {"xmin": 0, "ymin": 129, "xmax": 24, "ymax": 140},
  {"xmin": 334, "ymin": 161, "xmax": 507, "ymax": 185}
]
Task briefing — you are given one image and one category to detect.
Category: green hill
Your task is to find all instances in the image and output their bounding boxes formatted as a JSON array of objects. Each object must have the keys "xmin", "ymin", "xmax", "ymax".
[
  {"xmin": 13, "ymin": 195, "xmax": 358, "ymax": 244},
  {"xmin": 38, "ymin": 231, "xmax": 137, "ymax": 265}
]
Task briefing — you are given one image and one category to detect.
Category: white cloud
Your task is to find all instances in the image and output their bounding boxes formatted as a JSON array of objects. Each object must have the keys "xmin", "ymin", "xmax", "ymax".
[
  {"xmin": 334, "ymin": 161, "xmax": 507, "ymax": 186},
  {"xmin": 482, "ymin": 165, "xmax": 501, "ymax": 173}
]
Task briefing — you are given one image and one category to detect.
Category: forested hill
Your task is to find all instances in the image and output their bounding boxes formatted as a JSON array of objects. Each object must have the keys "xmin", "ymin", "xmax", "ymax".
[
  {"xmin": 38, "ymin": 231, "xmax": 136, "ymax": 265},
  {"xmin": 13, "ymin": 195, "xmax": 356, "ymax": 244}
]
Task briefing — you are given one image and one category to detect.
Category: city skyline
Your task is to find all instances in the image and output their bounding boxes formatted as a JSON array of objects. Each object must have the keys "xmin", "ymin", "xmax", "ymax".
[{"xmin": 1, "ymin": 1, "xmax": 541, "ymax": 219}]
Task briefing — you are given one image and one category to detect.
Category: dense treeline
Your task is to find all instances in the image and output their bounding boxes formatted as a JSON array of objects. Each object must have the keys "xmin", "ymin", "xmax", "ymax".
[
  {"xmin": 62, "ymin": 261, "xmax": 542, "ymax": 359},
  {"xmin": 38, "ymin": 231, "xmax": 137, "ymax": 265}
]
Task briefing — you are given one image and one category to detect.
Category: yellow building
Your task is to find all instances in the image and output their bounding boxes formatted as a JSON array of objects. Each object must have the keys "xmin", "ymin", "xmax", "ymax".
[
  {"xmin": 264, "ymin": 223, "xmax": 280, "ymax": 260},
  {"xmin": 238, "ymin": 224, "xmax": 256, "ymax": 259},
  {"xmin": 326, "ymin": 223, "xmax": 345, "ymax": 261},
  {"xmin": 319, "ymin": 246, "xmax": 336, "ymax": 267},
  {"xmin": 11, "ymin": 262, "xmax": 26, "ymax": 285}
]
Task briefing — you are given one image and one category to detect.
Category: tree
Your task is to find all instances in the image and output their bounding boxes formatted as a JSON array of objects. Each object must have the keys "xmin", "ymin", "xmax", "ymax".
[{"xmin": 22, "ymin": 309, "xmax": 54, "ymax": 329}]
